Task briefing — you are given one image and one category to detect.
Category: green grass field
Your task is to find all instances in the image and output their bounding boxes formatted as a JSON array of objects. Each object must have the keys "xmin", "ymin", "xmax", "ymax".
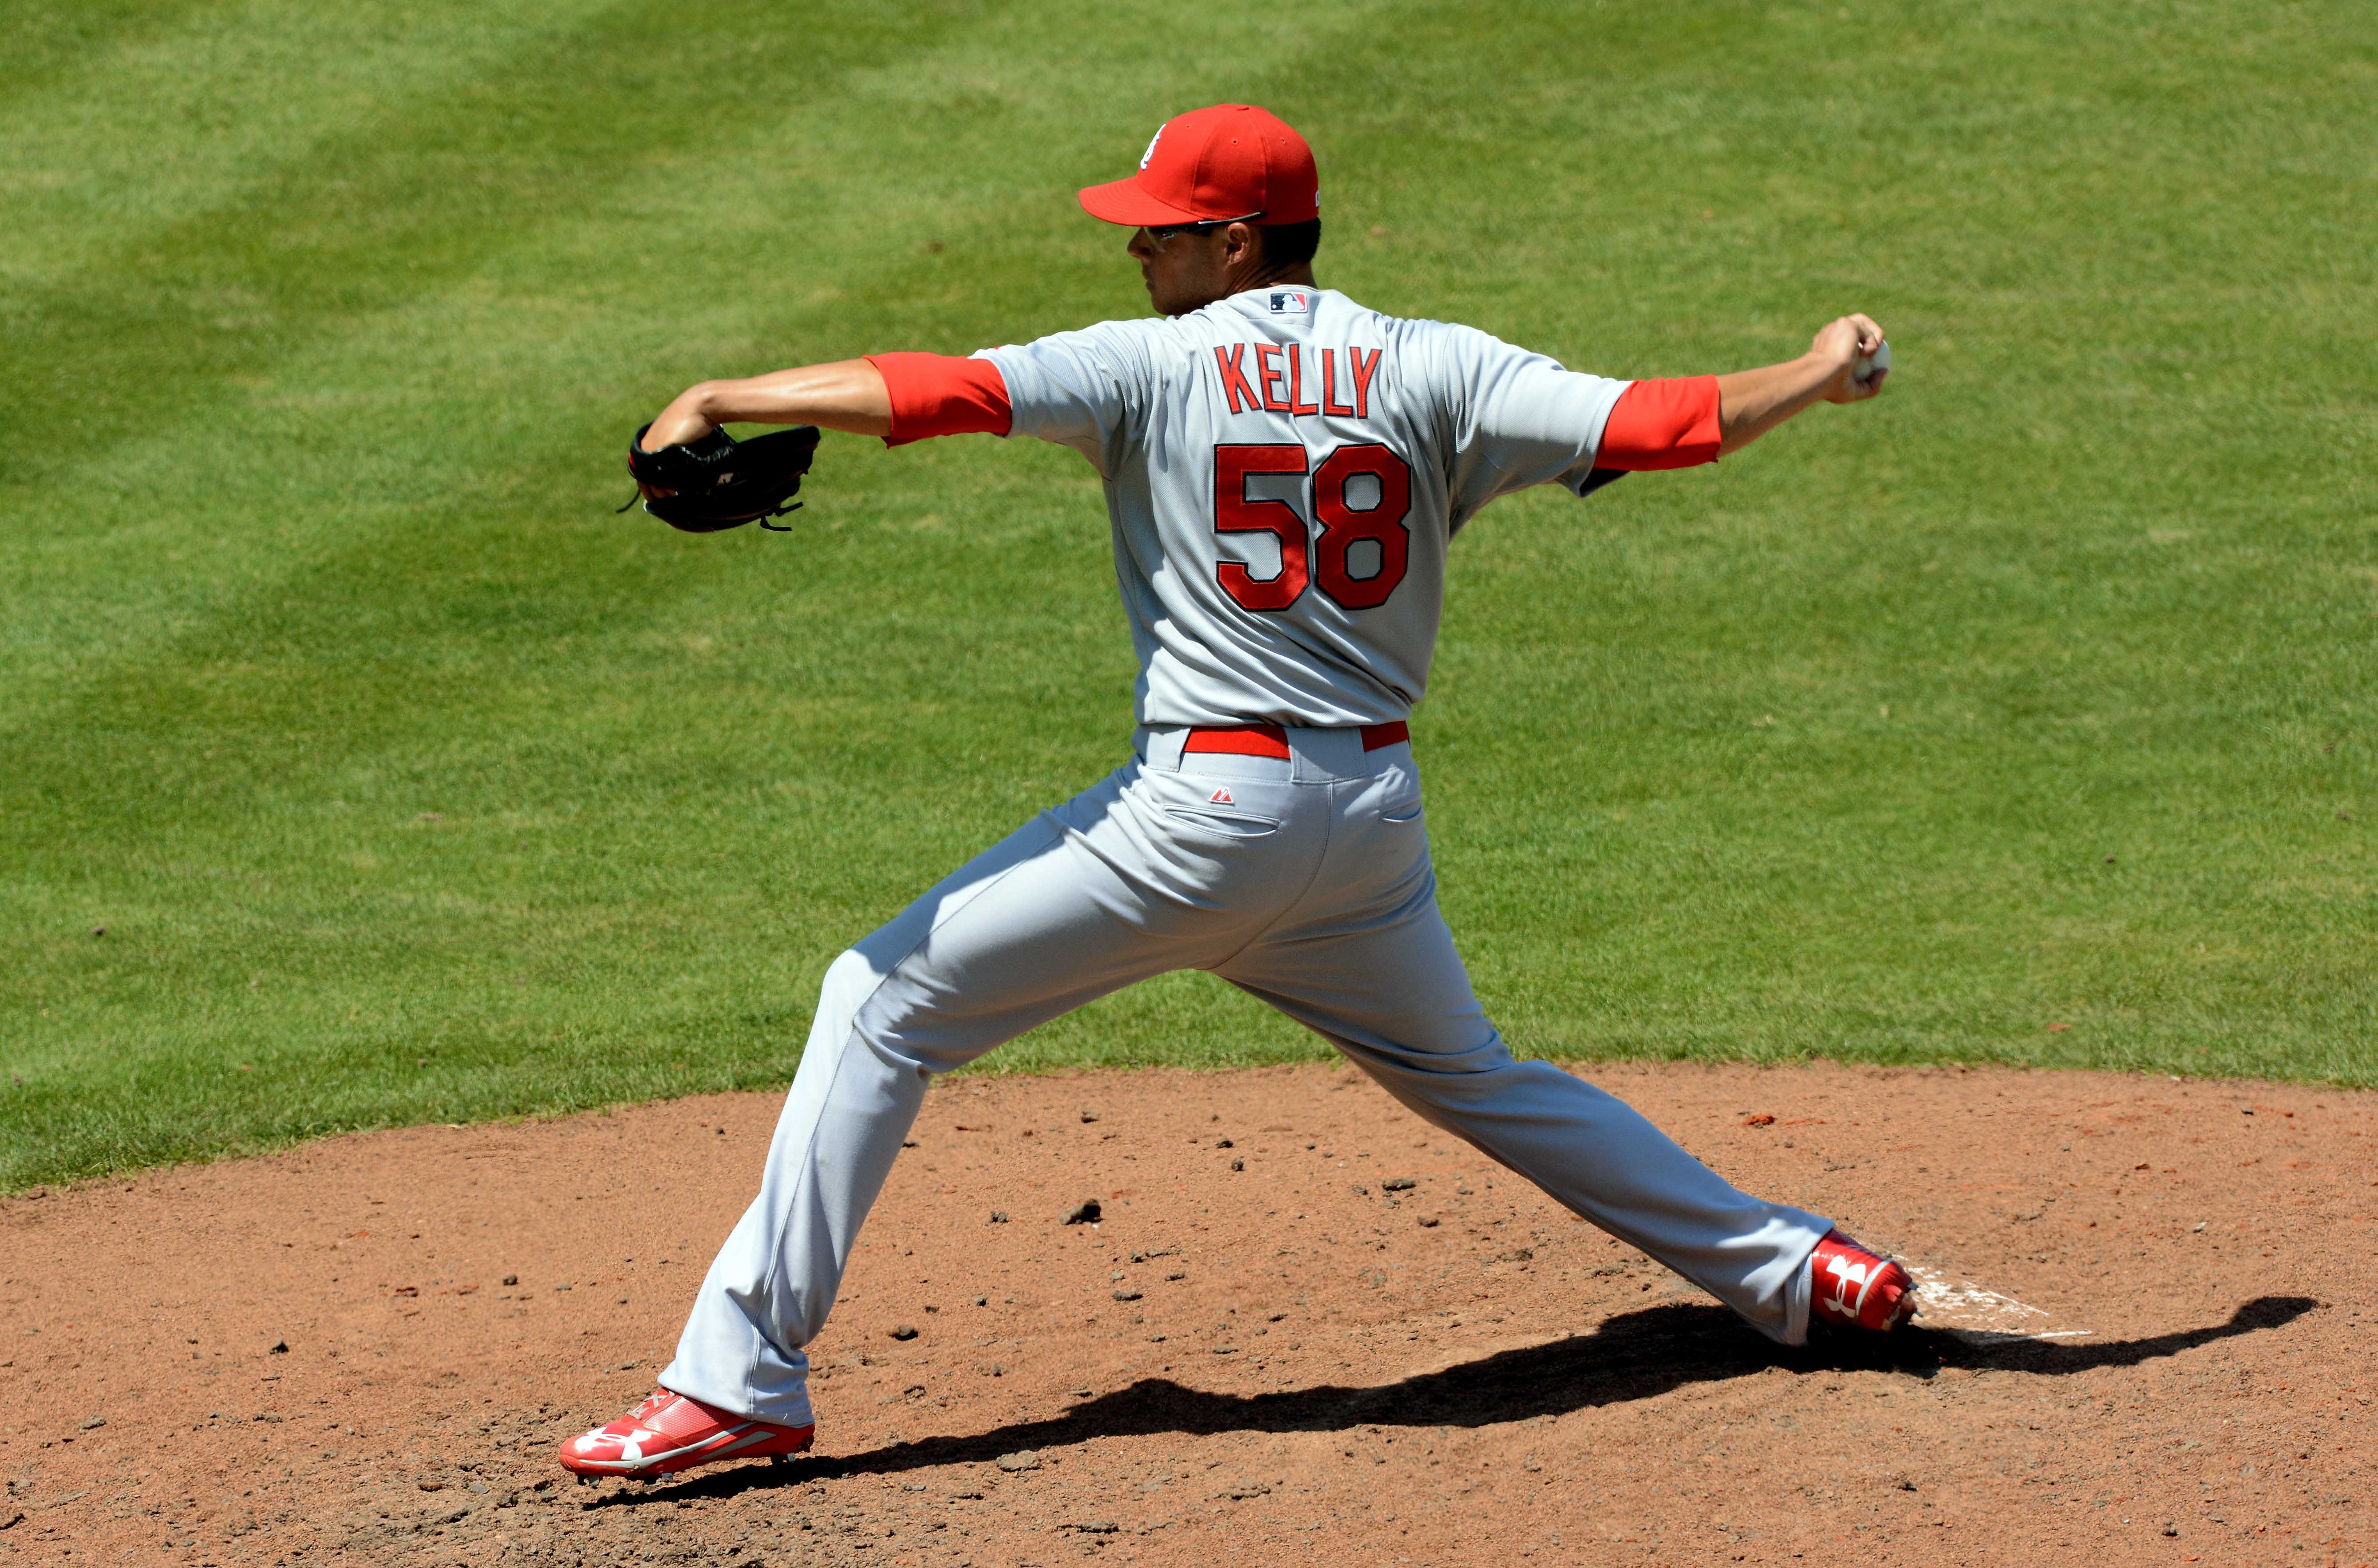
[{"xmin": 3, "ymin": 0, "xmax": 2372, "ymax": 1190}]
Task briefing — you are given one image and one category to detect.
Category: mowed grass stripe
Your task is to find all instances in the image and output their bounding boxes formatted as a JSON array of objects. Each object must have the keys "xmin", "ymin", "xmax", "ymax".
[
  {"xmin": 0, "ymin": 0, "xmax": 220, "ymax": 107},
  {"xmin": 0, "ymin": 0, "xmax": 616, "ymax": 284}
]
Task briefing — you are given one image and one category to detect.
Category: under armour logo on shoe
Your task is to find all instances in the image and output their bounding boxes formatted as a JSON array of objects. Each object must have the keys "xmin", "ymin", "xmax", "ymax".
[
  {"xmin": 1820, "ymin": 1253, "xmax": 1876, "ymax": 1318},
  {"xmin": 1809, "ymin": 1229, "xmax": 1915, "ymax": 1332},
  {"xmin": 1209, "ymin": 788, "xmax": 1235, "ymax": 805}
]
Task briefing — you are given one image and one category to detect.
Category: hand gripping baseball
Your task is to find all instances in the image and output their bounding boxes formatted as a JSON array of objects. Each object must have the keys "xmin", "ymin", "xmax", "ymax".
[
  {"xmin": 1813, "ymin": 314, "xmax": 1889, "ymax": 403},
  {"xmin": 619, "ymin": 422, "xmax": 822, "ymax": 533}
]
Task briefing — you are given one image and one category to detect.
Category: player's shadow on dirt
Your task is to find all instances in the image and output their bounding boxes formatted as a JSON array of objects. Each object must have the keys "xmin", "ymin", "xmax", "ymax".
[{"xmin": 599, "ymin": 1294, "xmax": 2314, "ymax": 1505}]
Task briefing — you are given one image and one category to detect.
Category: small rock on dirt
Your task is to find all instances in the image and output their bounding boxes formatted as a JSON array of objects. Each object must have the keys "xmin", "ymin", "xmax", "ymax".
[
  {"xmin": 268, "ymin": 1339, "xmax": 288, "ymax": 1354},
  {"xmin": 889, "ymin": 1325, "xmax": 919, "ymax": 1341},
  {"xmin": 1063, "ymin": 1199, "xmax": 1102, "ymax": 1225},
  {"xmin": 79, "ymin": 1417, "xmax": 105, "ymax": 1431},
  {"xmin": 989, "ymin": 1210, "xmax": 1008, "ymax": 1224},
  {"xmin": 1381, "ymin": 1176, "xmax": 1415, "ymax": 1190},
  {"xmin": 995, "ymin": 1450, "xmax": 1041, "ymax": 1472},
  {"xmin": 1080, "ymin": 1110, "xmax": 1099, "ymax": 1123}
]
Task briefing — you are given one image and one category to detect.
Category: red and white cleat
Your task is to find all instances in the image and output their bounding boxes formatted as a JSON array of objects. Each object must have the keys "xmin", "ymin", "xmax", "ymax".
[
  {"xmin": 558, "ymin": 1388, "xmax": 814, "ymax": 1478},
  {"xmin": 1809, "ymin": 1229, "xmax": 1917, "ymax": 1332}
]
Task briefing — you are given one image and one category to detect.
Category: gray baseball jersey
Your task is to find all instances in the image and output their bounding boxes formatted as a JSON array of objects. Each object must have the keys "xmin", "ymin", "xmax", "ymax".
[{"xmin": 980, "ymin": 286, "xmax": 1630, "ymax": 729}]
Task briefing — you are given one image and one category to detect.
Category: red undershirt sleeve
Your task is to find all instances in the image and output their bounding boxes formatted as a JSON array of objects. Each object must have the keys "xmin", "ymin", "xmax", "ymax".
[
  {"xmin": 864, "ymin": 352, "xmax": 1014, "ymax": 447},
  {"xmin": 1595, "ymin": 374, "xmax": 1722, "ymax": 471}
]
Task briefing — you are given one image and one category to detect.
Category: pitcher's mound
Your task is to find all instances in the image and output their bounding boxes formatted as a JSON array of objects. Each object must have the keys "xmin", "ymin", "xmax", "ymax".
[{"xmin": 4, "ymin": 1060, "xmax": 2369, "ymax": 1563}]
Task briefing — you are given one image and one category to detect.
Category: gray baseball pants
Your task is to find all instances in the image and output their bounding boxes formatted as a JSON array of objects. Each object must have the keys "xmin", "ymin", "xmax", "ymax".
[{"xmin": 662, "ymin": 726, "xmax": 1828, "ymax": 1426}]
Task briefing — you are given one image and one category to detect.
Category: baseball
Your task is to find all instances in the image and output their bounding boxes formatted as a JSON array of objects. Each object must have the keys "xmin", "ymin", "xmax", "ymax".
[{"xmin": 1854, "ymin": 338, "xmax": 1892, "ymax": 385}]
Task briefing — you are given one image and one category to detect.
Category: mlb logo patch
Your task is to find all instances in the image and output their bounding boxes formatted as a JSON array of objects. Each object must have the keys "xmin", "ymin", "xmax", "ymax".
[
  {"xmin": 1209, "ymin": 787, "xmax": 1236, "ymax": 805},
  {"xmin": 1266, "ymin": 289, "xmax": 1312, "ymax": 314}
]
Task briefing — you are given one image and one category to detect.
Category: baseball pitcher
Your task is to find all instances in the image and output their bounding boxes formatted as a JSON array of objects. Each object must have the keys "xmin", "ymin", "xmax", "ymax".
[{"xmin": 563, "ymin": 104, "xmax": 1910, "ymax": 1479}]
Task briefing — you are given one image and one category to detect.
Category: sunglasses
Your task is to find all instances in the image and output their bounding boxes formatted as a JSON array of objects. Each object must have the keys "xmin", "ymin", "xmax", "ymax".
[{"xmin": 1143, "ymin": 212, "xmax": 1264, "ymax": 246}]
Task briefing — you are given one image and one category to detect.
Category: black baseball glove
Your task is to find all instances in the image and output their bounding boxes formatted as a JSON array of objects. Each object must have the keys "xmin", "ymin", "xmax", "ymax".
[{"xmin": 621, "ymin": 422, "xmax": 821, "ymax": 533}]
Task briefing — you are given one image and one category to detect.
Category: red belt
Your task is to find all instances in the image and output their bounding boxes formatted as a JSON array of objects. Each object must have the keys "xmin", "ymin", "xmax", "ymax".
[{"xmin": 1181, "ymin": 721, "xmax": 1409, "ymax": 760}]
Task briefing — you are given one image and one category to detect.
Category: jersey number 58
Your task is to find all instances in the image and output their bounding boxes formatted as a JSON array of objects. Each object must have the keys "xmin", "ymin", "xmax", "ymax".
[{"xmin": 1213, "ymin": 443, "xmax": 1412, "ymax": 613}]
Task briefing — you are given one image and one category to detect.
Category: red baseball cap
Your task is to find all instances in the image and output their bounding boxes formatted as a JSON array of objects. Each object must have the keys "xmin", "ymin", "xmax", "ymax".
[{"xmin": 1078, "ymin": 104, "xmax": 1319, "ymax": 228}]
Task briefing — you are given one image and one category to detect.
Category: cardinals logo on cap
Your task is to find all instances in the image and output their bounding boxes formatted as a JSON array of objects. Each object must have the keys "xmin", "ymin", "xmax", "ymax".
[{"xmin": 1140, "ymin": 124, "xmax": 1165, "ymax": 170}]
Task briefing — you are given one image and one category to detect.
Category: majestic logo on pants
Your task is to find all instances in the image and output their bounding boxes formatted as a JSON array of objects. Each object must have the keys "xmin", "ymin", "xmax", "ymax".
[{"xmin": 1209, "ymin": 788, "xmax": 1235, "ymax": 805}]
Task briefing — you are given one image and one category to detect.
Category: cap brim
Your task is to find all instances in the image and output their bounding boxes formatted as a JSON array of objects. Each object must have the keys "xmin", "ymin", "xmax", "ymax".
[{"xmin": 1077, "ymin": 176, "xmax": 1208, "ymax": 227}]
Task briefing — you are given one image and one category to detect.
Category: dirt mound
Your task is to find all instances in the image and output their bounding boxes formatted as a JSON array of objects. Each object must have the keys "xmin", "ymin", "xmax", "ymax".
[{"xmin": 3, "ymin": 1061, "xmax": 2371, "ymax": 1564}]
